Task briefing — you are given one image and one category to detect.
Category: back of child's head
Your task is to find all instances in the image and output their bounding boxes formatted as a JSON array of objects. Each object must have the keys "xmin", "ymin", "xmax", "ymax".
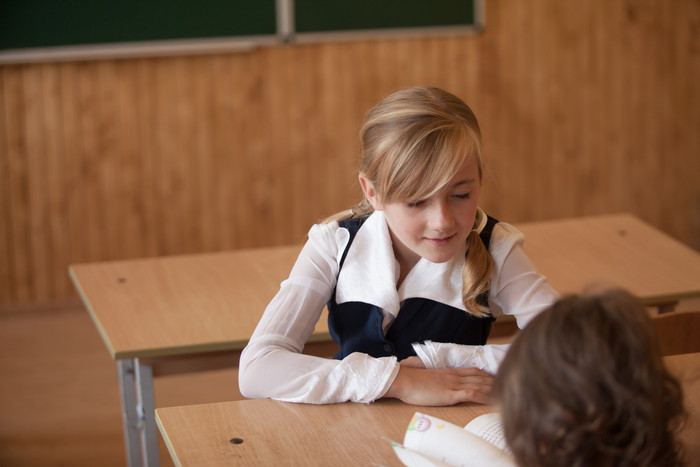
[
  {"xmin": 494, "ymin": 289, "xmax": 686, "ymax": 467},
  {"xmin": 355, "ymin": 86, "xmax": 484, "ymax": 213}
]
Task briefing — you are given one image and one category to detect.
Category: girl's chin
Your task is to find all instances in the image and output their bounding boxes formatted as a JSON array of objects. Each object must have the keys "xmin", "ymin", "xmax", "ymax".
[{"xmin": 420, "ymin": 247, "xmax": 459, "ymax": 264}]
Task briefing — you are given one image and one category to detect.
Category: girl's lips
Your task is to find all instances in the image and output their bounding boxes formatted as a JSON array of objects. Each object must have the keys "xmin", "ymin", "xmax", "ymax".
[{"xmin": 425, "ymin": 234, "xmax": 456, "ymax": 246}]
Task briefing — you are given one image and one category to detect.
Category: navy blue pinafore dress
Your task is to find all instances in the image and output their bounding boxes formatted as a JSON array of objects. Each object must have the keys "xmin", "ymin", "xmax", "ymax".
[{"xmin": 327, "ymin": 214, "xmax": 499, "ymax": 361}]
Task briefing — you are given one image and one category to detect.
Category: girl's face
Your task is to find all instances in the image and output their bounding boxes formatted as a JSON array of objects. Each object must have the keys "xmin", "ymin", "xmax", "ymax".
[{"xmin": 362, "ymin": 157, "xmax": 481, "ymax": 272}]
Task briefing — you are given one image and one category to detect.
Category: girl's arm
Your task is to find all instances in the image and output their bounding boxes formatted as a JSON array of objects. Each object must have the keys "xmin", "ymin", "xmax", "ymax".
[
  {"xmin": 238, "ymin": 222, "xmax": 400, "ymax": 404},
  {"xmin": 409, "ymin": 222, "xmax": 559, "ymax": 373}
]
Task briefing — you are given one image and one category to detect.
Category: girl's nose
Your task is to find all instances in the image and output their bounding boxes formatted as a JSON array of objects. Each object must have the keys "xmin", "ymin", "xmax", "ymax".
[{"xmin": 427, "ymin": 200, "xmax": 455, "ymax": 231}]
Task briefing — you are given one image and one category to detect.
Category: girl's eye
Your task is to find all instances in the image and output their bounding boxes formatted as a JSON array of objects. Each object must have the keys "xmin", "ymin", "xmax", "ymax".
[
  {"xmin": 407, "ymin": 200, "xmax": 425, "ymax": 208},
  {"xmin": 454, "ymin": 193, "xmax": 471, "ymax": 199}
]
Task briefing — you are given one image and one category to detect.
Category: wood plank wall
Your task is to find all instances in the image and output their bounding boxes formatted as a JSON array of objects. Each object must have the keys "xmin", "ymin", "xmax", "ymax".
[{"xmin": 1, "ymin": 0, "xmax": 699, "ymax": 308}]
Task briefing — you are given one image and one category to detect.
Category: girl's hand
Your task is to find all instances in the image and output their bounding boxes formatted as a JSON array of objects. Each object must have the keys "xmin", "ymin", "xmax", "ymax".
[
  {"xmin": 399, "ymin": 356, "xmax": 426, "ymax": 368},
  {"xmin": 384, "ymin": 366, "xmax": 493, "ymax": 406}
]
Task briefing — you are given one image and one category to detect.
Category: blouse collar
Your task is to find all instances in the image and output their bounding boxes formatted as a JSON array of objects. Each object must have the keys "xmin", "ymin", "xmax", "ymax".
[{"xmin": 335, "ymin": 209, "xmax": 487, "ymax": 317}]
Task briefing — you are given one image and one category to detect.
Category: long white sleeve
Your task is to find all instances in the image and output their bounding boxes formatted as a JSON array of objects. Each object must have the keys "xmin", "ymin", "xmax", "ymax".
[{"xmin": 238, "ymin": 221, "xmax": 400, "ymax": 404}]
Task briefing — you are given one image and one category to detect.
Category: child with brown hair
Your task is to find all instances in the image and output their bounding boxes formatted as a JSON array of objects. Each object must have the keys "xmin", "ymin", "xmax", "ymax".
[{"xmin": 495, "ymin": 289, "xmax": 686, "ymax": 466}]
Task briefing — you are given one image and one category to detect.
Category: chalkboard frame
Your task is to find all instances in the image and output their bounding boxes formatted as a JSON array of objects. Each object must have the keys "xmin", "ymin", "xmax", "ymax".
[
  {"xmin": 0, "ymin": 0, "xmax": 483, "ymax": 64},
  {"xmin": 285, "ymin": 0, "xmax": 484, "ymax": 44}
]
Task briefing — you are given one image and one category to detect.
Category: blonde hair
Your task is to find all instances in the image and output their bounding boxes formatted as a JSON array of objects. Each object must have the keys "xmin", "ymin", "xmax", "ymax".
[{"xmin": 334, "ymin": 87, "xmax": 492, "ymax": 316}]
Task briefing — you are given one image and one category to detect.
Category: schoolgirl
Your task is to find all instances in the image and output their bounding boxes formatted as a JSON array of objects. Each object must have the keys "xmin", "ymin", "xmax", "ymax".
[{"xmin": 239, "ymin": 87, "xmax": 558, "ymax": 405}]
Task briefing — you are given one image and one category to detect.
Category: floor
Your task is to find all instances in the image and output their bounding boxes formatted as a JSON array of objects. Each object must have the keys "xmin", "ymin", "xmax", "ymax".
[
  {"xmin": 1, "ymin": 298, "xmax": 697, "ymax": 466},
  {"xmin": 0, "ymin": 303, "xmax": 241, "ymax": 466}
]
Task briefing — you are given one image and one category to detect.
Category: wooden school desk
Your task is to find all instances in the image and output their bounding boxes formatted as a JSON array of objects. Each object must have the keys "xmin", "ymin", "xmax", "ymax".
[
  {"xmin": 69, "ymin": 245, "xmax": 331, "ymax": 467},
  {"xmin": 517, "ymin": 213, "xmax": 700, "ymax": 312},
  {"xmin": 155, "ymin": 353, "xmax": 700, "ymax": 466},
  {"xmin": 69, "ymin": 213, "xmax": 700, "ymax": 466}
]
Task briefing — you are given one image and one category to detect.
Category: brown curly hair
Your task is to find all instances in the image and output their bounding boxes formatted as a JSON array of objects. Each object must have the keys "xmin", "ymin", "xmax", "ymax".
[{"xmin": 494, "ymin": 289, "xmax": 686, "ymax": 467}]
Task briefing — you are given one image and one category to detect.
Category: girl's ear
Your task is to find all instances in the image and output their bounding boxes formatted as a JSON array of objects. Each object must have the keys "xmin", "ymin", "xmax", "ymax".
[{"xmin": 359, "ymin": 174, "xmax": 382, "ymax": 210}]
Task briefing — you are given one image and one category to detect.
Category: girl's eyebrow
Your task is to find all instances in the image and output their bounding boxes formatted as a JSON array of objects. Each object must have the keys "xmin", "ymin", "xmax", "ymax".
[{"xmin": 453, "ymin": 178, "xmax": 477, "ymax": 188}]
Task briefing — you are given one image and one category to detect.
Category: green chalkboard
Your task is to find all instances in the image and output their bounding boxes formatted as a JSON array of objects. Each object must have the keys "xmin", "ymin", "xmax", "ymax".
[
  {"xmin": 294, "ymin": 0, "xmax": 478, "ymax": 35},
  {"xmin": 0, "ymin": 0, "xmax": 482, "ymax": 62},
  {"xmin": 0, "ymin": 0, "xmax": 277, "ymax": 50}
]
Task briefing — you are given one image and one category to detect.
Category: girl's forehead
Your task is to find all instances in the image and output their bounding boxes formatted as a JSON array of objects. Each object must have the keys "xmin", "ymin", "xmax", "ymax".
[{"xmin": 427, "ymin": 157, "xmax": 480, "ymax": 192}]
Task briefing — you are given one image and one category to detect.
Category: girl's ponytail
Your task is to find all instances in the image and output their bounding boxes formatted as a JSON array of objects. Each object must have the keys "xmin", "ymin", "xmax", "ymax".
[{"xmin": 462, "ymin": 228, "xmax": 494, "ymax": 317}]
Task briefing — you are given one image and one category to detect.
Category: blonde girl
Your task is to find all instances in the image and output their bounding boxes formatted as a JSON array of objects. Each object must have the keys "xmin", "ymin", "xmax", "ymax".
[{"xmin": 239, "ymin": 87, "xmax": 558, "ymax": 405}]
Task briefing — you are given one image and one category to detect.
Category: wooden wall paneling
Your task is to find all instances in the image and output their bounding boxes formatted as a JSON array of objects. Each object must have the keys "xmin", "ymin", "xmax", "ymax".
[
  {"xmin": 315, "ymin": 41, "xmax": 363, "ymax": 222},
  {"xmin": 58, "ymin": 62, "xmax": 84, "ymax": 294},
  {"xmin": 454, "ymin": 36, "xmax": 484, "ymax": 114},
  {"xmin": 286, "ymin": 44, "xmax": 314, "ymax": 244},
  {"xmin": 286, "ymin": 45, "xmax": 315, "ymax": 242},
  {"xmin": 232, "ymin": 48, "xmax": 264, "ymax": 248},
  {"xmin": 190, "ymin": 54, "xmax": 217, "ymax": 254},
  {"xmin": 647, "ymin": 1, "xmax": 674, "ymax": 230},
  {"xmin": 657, "ymin": 0, "xmax": 699, "ymax": 246},
  {"xmin": 307, "ymin": 42, "xmax": 335, "ymax": 225},
  {"xmin": 334, "ymin": 41, "xmax": 366, "ymax": 217},
  {"xmin": 258, "ymin": 47, "xmax": 286, "ymax": 247},
  {"xmin": 131, "ymin": 58, "xmax": 158, "ymax": 259},
  {"xmin": 634, "ymin": 2, "xmax": 664, "ymax": 224},
  {"xmin": 222, "ymin": 52, "xmax": 253, "ymax": 250},
  {"xmin": 22, "ymin": 65, "xmax": 49, "ymax": 302},
  {"xmin": 147, "ymin": 57, "xmax": 169, "ymax": 255},
  {"xmin": 151, "ymin": 57, "xmax": 182, "ymax": 255},
  {"xmin": 114, "ymin": 58, "xmax": 150, "ymax": 261},
  {"xmin": 95, "ymin": 61, "xmax": 124, "ymax": 262},
  {"xmin": 0, "ymin": 67, "xmax": 14, "ymax": 302},
  {"xmin": 484, "ymin": 0, "xmax": 537, "ymax": 222},
  {"xmin": 4, "ymin": 66, "xmax": 32, "ymax": 303},
  {"xmin": 74, "ymin": 62, "xmax": 101, "ymax": 263},
  {"xmin": 174, "ymin": 56, "xmax": 201, "ymax": 254},
  {"xmin": 551, "ymin": 1, "xmax": 585, "ymax": 218},
  {"xmin": 591, "ymin": 2, "xmax": 622, "ymax": 217},
  {"xmin": 422, "ymin": 37, "xmax": 443, "ymax": 88},
  {"xmin": 39, "ymin": 63, "xmax": 69, "ymax": 299},
  {"xmin": 234, "ymin": 50, "xmax": 272, "ymax": 249},
  {"xmin": 687, "ymin": 0, "xmax": 700, "ymax": 247},
  {"xmin": 476, "ymin": 5, "xmax": 506, "ymax": 219},
  {"xmin": 605, "ymin": 3, "xmax": 627, "ymax": 216},
  {"xmin": 384, "ymin": 38, "xmax": 414, "ymax": 90}
]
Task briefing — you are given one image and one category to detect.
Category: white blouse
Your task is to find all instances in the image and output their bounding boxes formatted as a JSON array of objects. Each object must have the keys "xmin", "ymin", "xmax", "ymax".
[{"xmin": 238, "ymin": 210, "xmax": 559, "ymax": 404}]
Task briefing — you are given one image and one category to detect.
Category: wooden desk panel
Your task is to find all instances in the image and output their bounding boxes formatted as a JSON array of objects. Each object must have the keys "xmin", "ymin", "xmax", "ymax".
[
  {"xmin": 70, "ymin": 244, "xmax": 330, "ymax": 359},
  {"xmin": 157, "ymin": 399, "xmax": 492, "ymax": 466},
  {"xmin": 156, "ymin": 353, "xmax": 700, "ymax": 466},
  {"xmin": 518, "ymin": 214, "xmax": 700, "ymax": 305}
]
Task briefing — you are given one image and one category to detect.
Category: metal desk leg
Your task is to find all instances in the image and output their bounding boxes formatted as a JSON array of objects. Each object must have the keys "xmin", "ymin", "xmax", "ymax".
[
  {"xmin": 117, "ymin": 359, "xmax": 145, "ymax": 466},
  {"xmin": 116, "ymin": 358, "xmax": 161, "ymax": 467},
  {"xmin": 136, "ymin": 359, "xmax": 160, "ymax": 466}
]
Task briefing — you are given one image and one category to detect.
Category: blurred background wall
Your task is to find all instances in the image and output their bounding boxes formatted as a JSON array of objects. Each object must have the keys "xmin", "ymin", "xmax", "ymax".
[{"xmin": 1, "ymin": 0, "xmax": 698, "ymax": 309}]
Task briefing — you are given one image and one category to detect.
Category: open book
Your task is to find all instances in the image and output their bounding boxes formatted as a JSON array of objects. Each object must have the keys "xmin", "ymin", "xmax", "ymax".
[{"xmin": 389, "ymin": 412, "xmax": 516, "ymax": 467}]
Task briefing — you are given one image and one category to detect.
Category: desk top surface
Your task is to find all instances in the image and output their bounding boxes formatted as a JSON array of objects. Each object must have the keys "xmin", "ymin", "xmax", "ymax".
[
  {"xmin": 70, "ymin": 213, "xmax": 700, "ymax": 359},
  {"xmin": 70, "ymin": 244, "xmax": 315, "ymax": 359},
  {"xmin": 516, "ymin": 213, "xmax": 700, "ymax": 305},
  {"xmin": 155, "ymin": 352, "xmax": 700, "ymax": 466}
]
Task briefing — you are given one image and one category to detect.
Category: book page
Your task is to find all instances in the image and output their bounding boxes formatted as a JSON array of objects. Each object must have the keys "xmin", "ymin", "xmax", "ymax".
[
  {"xmin": 399, "ymin": 413, "xmax": 515, "ymax": 467},
  {"xmin": 463, "ymin": 412, "xmax": 511, "ymax": 455},
  {"xmin": 389, "ymin": 440, "xmax": 453, "ymax": 467}
]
